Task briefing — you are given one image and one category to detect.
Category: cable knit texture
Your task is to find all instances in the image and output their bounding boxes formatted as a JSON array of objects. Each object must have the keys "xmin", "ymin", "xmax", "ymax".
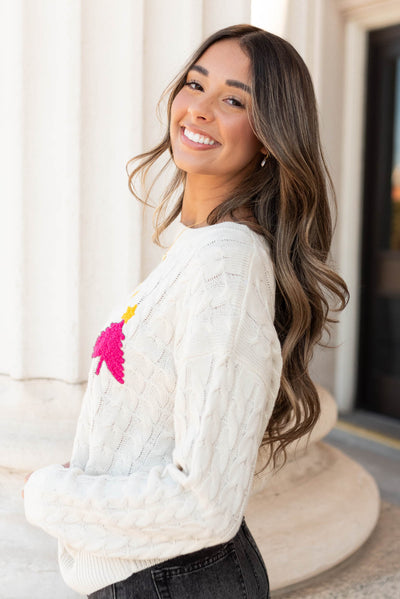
[{"xmin": 24, "ymin": 222, "xmax": 283, "ymax": 595}]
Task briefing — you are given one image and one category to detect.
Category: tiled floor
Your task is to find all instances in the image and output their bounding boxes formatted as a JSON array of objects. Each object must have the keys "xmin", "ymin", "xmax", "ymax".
[
  {"xmin": 272, "ymin": 411, "xmax": 400, "ymax": 598},
  {"xmin": 273, "ymin": 502, "xmax": 400, "ymax": 598}
]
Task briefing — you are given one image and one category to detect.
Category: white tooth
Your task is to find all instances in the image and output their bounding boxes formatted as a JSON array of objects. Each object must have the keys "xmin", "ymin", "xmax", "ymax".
[{"xmin": 184, "ymin": 128, "xmax": 216, "ymax": 145}]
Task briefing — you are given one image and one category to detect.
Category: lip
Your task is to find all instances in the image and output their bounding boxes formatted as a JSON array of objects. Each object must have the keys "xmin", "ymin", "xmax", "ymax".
[{"xmin": 179, "ymin": 125, "xmax": 221, "ymax": 150}]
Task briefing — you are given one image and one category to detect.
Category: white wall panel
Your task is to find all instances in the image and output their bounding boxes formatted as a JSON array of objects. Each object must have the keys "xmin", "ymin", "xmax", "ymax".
[
  {"xmin": 79, "ymin": 0, "xmax": 144, "ymax": 380},
  {"xmin": 203, "ymin": 0, "xmax": 251, "ymax": 36},
  {"xmin": 0, "ymin": 0, "xmax": 23, "ymax": 376},
  {"xmin": 0, "ymin": 0, "xmax": 82, "ymax": 380},
  {"xmin": 22, "ymin": 0, "xmax": 81, "ymax": 381},
  {"xmin": 0, "ymin": 1, "xmax": 146, "ymax": 382}
]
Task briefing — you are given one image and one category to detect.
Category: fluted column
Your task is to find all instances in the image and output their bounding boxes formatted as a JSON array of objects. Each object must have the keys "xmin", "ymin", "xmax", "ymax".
[{"xmin": 1, "ymin": 0, "xmax": 146, "ymax": 383}]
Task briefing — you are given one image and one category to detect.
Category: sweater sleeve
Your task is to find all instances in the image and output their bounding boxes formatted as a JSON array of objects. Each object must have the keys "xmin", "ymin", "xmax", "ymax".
[{"xmin": 24, "ymin": 241, "xmax": 282, "ymax": 561}]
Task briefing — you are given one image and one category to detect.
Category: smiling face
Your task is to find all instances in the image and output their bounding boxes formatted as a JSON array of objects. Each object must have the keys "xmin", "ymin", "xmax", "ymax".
[{"xmin": 170, "ymin": 39, "xmax": 264, "ymax": 183}]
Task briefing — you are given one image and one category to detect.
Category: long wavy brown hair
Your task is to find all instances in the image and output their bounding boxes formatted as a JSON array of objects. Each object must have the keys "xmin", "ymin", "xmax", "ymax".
[{"xmin": 126, "ymin": 24, "xmax": 349, "ymax": 468}]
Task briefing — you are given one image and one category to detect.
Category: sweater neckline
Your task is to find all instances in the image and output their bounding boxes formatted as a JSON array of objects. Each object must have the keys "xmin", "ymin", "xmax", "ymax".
[
  {"xmin": 176, "ymin": 220, "xmax": 254, "ymax": 233},
  {"xmin": 162, "ymin": 221, "xmax": 260, "ymax": 262}
]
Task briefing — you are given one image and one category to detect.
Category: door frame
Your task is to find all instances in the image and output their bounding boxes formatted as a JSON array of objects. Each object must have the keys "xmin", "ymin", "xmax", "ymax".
[
  {"xmin": 357, "ymin": 24, "xmax": 400, "ymax": 416},
  {"xmin": 334, "ymin": 2, "xmax": 400, "ymax": 412}
]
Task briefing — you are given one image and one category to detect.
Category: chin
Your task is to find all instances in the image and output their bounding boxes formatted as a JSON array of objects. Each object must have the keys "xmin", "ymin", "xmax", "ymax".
[{"xmin": 172, "ymin": 158, "xmax": 213, "ymax": 175}]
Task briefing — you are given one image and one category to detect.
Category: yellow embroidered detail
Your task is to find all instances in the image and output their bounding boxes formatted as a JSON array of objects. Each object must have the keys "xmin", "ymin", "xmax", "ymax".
[{"xmin": 122, "ymin": 304, "xmax": 137, "ymax": 323}]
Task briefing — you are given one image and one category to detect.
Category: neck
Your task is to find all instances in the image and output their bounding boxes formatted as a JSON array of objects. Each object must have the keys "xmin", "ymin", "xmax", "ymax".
[
  {"xmin": 180, "ymin": 172, "xmax": 258, "ymax": 227},
  {"xmin": 180, "ymin": 172, "xmax": 244, "ymax": 226}
]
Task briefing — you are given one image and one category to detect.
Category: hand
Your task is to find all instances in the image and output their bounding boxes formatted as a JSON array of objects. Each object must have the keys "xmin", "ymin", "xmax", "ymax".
[
  {"xmin": 21, "ymin": 461, "xmax": 70, "ymax": 499},
  {"xmin": 21, "ymin": 472, "xmax": 32, "ymax": 498}
]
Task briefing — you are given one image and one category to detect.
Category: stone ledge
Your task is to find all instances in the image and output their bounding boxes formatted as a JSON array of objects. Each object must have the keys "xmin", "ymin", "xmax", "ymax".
[
  {"xmin": 246, "ymin": 441, "xmax": 381, "ymax": 590},
  {"xmin": 272, "ymin": 501, "xmax": 400, "ymax": 598}
]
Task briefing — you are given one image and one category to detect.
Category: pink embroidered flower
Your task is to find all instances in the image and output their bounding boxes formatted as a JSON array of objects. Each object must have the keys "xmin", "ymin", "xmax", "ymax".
[{"xmin": 92, "ymin": 321, "xmax": 125, "ymax": 384}]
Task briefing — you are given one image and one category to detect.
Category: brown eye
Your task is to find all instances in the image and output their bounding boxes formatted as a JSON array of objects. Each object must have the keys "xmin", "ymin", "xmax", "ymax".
[
  {"xmin": 226, "ymin": 97, "xmax": 244, "ymax": 108},
  {"xmin": 184, "ymin": 80, "xmax": 203, "ymax": 91}
]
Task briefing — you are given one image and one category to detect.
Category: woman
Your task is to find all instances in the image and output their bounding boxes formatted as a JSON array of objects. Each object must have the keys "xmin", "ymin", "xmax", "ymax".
[{"xmin": 23, "ymin": 24, "xmax": 348, "ymax": 598}]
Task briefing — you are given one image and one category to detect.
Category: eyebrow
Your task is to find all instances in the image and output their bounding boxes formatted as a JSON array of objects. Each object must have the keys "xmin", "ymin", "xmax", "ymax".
[{"xmin": 189, "ymin": 64, "xmax": 251, "ymax": 94}]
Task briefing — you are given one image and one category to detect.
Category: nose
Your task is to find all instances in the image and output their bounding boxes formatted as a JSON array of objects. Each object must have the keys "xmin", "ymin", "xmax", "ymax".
[{"xmin": 188, "ymin": 94, "xmax": 214, "ymax": 122}]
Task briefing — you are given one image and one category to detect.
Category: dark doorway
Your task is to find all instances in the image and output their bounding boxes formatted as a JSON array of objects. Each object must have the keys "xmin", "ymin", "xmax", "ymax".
[{"xmin": 358, "ymin": 24, "xmax": 400, "ymax": 419}]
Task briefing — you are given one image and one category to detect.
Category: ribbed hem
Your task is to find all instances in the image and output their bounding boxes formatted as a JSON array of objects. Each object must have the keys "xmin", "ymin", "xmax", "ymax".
[{"xmin": 58, "ymin": 542, "xmax": 166, "ymax": 595}]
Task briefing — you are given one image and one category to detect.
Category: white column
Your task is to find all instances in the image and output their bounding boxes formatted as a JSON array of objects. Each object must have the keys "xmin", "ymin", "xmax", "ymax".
[
  {"xmin": 1, "ymin": 0, "xmax": 82, "ymax": 382},
  {"xmin": 78, "ymin": 0, "xmax": 145, "ymax": 381},
  {"xmin": 203, "ymin": 0, "xmax": 250, "ymax": 36},
  {"xmin": 0, "ymin": 0, "xmax": 24, "ymax": 376},
  {"xmin": 334, "ymin": 20, "xmax": 367, "ymax": 411},
  {"xmin": 0, "ymin": 0, "xmax": 145, "ymax": 384}
]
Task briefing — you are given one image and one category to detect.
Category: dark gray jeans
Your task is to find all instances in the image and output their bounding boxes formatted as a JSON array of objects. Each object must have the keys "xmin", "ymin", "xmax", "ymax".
[{"xmin": 88, "ymin": 519, "xmax": 270, "ymax": 598}]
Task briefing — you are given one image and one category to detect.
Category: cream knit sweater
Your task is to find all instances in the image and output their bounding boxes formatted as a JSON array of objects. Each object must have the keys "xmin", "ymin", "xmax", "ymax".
[{"xmin": 24, "ymin": 221, "xmax": 283, "ymax": 595}]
